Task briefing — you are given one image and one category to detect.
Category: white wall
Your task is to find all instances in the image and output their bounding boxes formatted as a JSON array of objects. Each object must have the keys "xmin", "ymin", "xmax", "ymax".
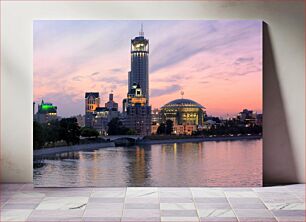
[{"xmin": 1, "ymin": 1, "xmax": 304, "ymax": 184}]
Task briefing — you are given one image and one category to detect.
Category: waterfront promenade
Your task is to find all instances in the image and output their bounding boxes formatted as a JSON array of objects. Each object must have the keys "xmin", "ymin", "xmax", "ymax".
[
  {"xmin": 33, "ymin": 135, "xmax": 261, "ymax": 157},
  {"xmin": 33, "ymin": 142, "xmax": 115, "ymax": 157}
]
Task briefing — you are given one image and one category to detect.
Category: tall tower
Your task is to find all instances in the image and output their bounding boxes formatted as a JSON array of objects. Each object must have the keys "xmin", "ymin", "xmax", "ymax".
[{"xmin": 129, "ymin": 24, "xmax": 149, "ymax": 103}]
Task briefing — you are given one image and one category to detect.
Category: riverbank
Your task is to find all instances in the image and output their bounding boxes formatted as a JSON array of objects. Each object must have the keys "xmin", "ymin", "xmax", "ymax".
[
  {"xmin": 33, "ymin": 142, "xmax": 115, "ymax": 157},
  {"xmin": 137, "ymin": 135, "xmax": 262, "ymax": 145},
  {"xmin": 33, "ymin": 135, "xmax": 261, "ymax": 157}
]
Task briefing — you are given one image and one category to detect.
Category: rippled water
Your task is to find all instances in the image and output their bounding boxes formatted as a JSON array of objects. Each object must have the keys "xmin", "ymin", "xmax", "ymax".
[{"xmin": 34, "ymin": 139, "xmax": 262, "ymax": 187}]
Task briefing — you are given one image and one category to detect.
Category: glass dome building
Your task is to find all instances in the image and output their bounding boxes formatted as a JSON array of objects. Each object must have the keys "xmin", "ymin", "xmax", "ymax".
[{"xmin": 161, "ymin": 98, "xmax": 206, "ymax": 126}]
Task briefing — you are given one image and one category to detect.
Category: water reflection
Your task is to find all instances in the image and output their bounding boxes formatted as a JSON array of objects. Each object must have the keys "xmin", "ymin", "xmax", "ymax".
[{"xmin": 34, "ymin": 140, "xmax": 262, "ymax": 187}]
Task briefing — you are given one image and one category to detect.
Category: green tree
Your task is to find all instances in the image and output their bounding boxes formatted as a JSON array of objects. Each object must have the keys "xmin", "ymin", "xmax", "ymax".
[
  {"xmin": 59, "ymin": 118, "xmax": 81, "ymax": 145},
  {"xmin": 165, "ymin": 119, "xmax": 174, "ymax": 135},
  {"xmin": 157, "ymin": 123, "xmax": 166, "ymax": 135},
  {"xmin": 33, "ymin": 121, "xmax": 45, "ymax": 149},
  {"xmin": 81, "ymin": 127, "xmax": 99, "ymax": 138},
  {"xmin": 107, "ymin": 118, "xmax": 132, "ymax": 135},
  {"xmin": 43, "ymin": 120, "xmax": 61, "ymax": 143}
]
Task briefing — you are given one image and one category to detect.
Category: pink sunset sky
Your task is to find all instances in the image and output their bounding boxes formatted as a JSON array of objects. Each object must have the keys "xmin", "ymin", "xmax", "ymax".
[{"xmin": 34, "ymin": 20, "xmax": 262, "ymax": 118}]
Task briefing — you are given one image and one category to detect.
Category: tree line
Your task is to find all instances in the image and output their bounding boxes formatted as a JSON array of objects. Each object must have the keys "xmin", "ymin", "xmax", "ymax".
[{"xmin": 33, "ymin": 118, "xmax": 99, "ymax": 149}]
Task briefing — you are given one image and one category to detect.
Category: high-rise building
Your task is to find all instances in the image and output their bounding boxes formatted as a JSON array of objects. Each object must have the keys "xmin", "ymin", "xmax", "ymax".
[
  {"xmin": 128, "ymin": 25, "xmax": 149, "ymax": 104},
  {"xmin": 122, "ymin": 26, "xmax": 151, "ymax": 135},
  {"xmin": 105, "ymin": 92, "xmax": 118, "ymax": 111},
  {"xmin": 124, "ymin": 83, "xmax": 151, "ymax": 135},
  {"xmin": 36, "ymin": 100, "xmax": 58, "ymax": 123},
  {"xmin": 85, "ymin": 92, "xmax": 100, "ymax": 127}
]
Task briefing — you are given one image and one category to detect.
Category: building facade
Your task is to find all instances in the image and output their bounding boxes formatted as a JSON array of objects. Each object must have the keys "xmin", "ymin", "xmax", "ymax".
[
  {"xmin": 124, "ymin": 84, "xmax": 151, "ymax": 135},
  {"xmin": 160, "ymin": 98, "xmax": 205, "ymax": 135},
  {"xmin": 105, "ymin": 92, "xmax": 118, "ymax": 111},
  {"xmin": 85, "ymin": 92, "xmax": 100, "ymax": 127},
  {"xmin": 36, "ymin": 100, "xmax": 58, "ymax": 123}
]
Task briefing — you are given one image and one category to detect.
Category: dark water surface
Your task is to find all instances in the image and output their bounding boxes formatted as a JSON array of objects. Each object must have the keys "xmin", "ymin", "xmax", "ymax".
[{"xmin": 34, "ymin": 139, "xmax": 262, "ymax": 187}]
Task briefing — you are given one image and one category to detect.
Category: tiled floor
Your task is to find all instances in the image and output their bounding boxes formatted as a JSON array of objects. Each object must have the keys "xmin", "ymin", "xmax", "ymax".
[{"xmin": 0, "ymin": 184, "xmax": 304, "ymax": 222}]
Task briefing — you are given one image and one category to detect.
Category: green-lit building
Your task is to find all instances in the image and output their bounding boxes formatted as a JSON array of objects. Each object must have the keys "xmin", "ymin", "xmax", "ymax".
[{"xmin": 35, "ymin": 100, "xmax": 58, "ymax": 123}]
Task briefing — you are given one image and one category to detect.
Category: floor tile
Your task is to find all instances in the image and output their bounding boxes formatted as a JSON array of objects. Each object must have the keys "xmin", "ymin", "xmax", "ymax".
[
  {"xmin": 196, "ymin": 203, "xmax": 231, "ymax": 209},
  {"xmin": 0, "ymin": 209, "xmax": 33, "ymax": 221},
  {"xmin": 86, "ymin": 202, "xmax": 123, "ymax": 210},
  {"xmin": 82, "ymin": 217, "xmax": 121, "ymax": 222},
  {"xmin": 91, "ymin": 190, "xmax": 125, "ymax": 198},
  {"xmin": 162, "ymin": 216, "xmax": 199, "ymax": 222},
  {"xmin": 230, "ymin": 202, "xmax": 266, "ymax": 209},
  {"xmin": 89, "ymin": 197, "xmax": 125, "ymax": 203},
  {"xmin": 122, "ymin": 217, "xmax": 161, "ymax": 221},
  {"xmin": 200, "ymin": 217, "xmax": 238, "ymax": 222},
  {"xmin": 228, "ymin": 198, "xmax": 263, "ymax": 204},
  {"xmin": 1, "ymin": 203, "xmax": 39, "ymax": 209},
  {"xmin": 126, "ymin": 187, "xmax": 158, "ymax": 198},
  {"xmin": 237, "ymin": 218, "xmax": 277, "ymax": 222},
  {"xmin": 192, "ymin": 188, "xmax": 225, "ymax": 198},
  {"xmin": 160, "ymin": 203, "xmax": 196, "ymax": 210},
  {"xmin": 265, "ymin": 202, "xmax": 305, "ymax": 210},
  {"xmin": 225, "ymin": 191, "xmax": 258, "ymax": 198},
  {"xmin": 198, "ymin": 209, "xmax": 235, "ymax": 218},
  {"xmin": 194, "ymin": 197, "xmax": 228, "ymax": 203},
  {"xmin": 83, "ymin": 218, "xmax": 121, "ymax": 222},
  {"xmin": 83, "ymin": 209, "xmax": 123, "ymax": 217},
  {"xmin": 160, "ymin": 197, "xmax": 194, "ymax": 203},
  {"xmin": 122, "ymin": 209, "xmax": 160, "ymax": 217},
  {"xmin": 161, "ymin": 210, "xmax": 198, "ymax": 217},
  {"xmin": 125, "ymin": 197, "xmax": 159, "ymax": 204},
  {"xmin": 36, "ymin": 196, "xmax": 88, "ymax": 210},
  {"xmin": 159, "ymin": 189, "xmax": 192, "ymax": 198},
  {"xmin": 125, "ymin": 203, "xmax": 159, "ymax": 209},
  {"xmin": 271, "ymin": 209, "xmax": 305, "ymax": 217},
  {"xmin": 234, "ymin": 209, "xmax": 274, "ymax": 218},
  {"xmin": 28, "ymin": 209, "xmax": 84, "ymax": 218}
]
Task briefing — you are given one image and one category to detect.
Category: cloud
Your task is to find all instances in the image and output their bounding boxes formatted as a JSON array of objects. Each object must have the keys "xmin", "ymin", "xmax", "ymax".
[
  {"xmin": 151, "ymin": 84, "xmax": 181, "ymax": 98},
  {"xmin": 72, "ymin": 75, "xmax": 83, "ymax": 81},
  {"xmin": 234, "ymin": 57, "xmax": 254, "ymax": 65},
  {"xmin": 97, "ymin": 76, "xmax": 127, "ymax": 85},
  {"xmin": 91, "ymin": 72, "xmax": 100, "ymax": 76},
  {"xmin": 150, "ymin": 20, "xmax": 261, "ymax": 73},
  {"xmin": 110, "ymin": 68, "xmax": 124, "ymax": 73}
]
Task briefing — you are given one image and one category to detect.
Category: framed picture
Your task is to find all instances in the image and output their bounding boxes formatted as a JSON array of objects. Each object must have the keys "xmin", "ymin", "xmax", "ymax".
[{"xmin": 33, "ymin": 20, "xmax": 262, "ymax": 187}]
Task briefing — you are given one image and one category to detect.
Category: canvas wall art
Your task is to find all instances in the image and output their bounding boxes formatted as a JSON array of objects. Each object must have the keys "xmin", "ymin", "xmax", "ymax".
[{"xmin": 33, "ymin": 20, "xmax": 262, "ymax": 187}]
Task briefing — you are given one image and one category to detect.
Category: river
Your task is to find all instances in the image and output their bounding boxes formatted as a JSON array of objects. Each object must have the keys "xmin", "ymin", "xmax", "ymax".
[{"xmin": 33, "ymin": 139, "xmax": 262, "ymax": 187}]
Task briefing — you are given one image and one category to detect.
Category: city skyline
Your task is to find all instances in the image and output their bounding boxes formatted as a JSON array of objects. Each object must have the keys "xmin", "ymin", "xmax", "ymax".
[{"xmin": 34, "ymin": 20, "xmax": 262, "ymax": 118}]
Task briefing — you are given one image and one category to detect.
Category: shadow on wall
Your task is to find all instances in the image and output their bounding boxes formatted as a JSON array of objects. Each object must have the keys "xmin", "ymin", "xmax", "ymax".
[{"xmin": 263, "ymin": 22, "xmax": 298, "ymax": 185}]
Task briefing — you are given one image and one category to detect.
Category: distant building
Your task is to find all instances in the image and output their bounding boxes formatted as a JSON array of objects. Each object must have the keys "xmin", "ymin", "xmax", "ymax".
[
  {"xmin": 160, "ymin": 98, "xmax": 206, "ymax": 135},
  {"xmin": 85, "ymin": 92, "xmax": 100, "ymax": 127},
  {"xmin": 74, "ymin": 114, "xmax": 85, "ymax": 127},
  {"xmin": 93, "ymin": 107, "xmax": 120, "ymax": 135},
  {"xmin": 151, "ymin": 108, "xmax": 162, "ymax": 125},
  {"xmin": 237, "ymin": 109, "xmax": 257, "ymax": 126},
  {"xmin": 256, "ymin": 113, "xmax": 263, "ymax": 126},
  {"xmin": 105, "ymin": 92, "xmax": 118, "ymax": 111},
  {"xmin": 36, "ymin": 100, "xmax": 57, "ymax": 123}
]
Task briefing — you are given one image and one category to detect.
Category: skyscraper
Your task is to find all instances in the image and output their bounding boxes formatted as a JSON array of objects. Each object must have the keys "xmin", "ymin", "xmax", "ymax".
[
  {"xmin": 123, "ymin": 26, "xmax": 151, "ymax": 136},
  {"xmin": 128, "ymin": 25, "xmax": 149, "ymax": 103}
]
